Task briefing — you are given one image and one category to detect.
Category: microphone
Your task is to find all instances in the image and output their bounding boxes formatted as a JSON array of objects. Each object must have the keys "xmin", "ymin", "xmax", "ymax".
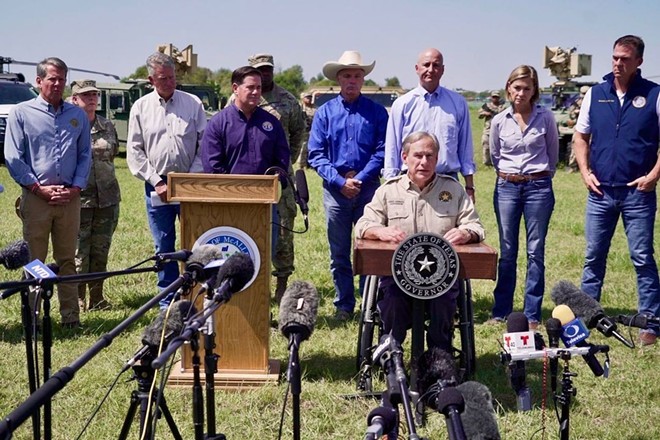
[
  {"xmin": 294, "ymin": 169, "xmax": 310, "ymax": 216},
  {"xmin": 151, "ymin": 249, "xmax": 193, "ymax": 263},
  {"xmin": 545, "ymin": 318, "xmax": 562, "ymax": 393},
  {"xmin": 278, "ymin": 281, "xmax": 319, "ymax": 342},
  {"xmin": 416, "ymin": 346, "xmax": 458, "ymax": 397},
  {"xmin": 185, "ymin": 244, "xmax": 224, "ymax": 284},
  {"xmin": 122, "ymin": 300, "xmax": 197, "ymax": 372},
  {"xmin": 551, "ymin": 280, "xmax": 634, "ymax": 348},
  {"xmin": 210, "ymin": 252, "xmax": 254, "ymax": 303},
  {"xmin": 615, "ymin": 313, "xmax": 660, "ymax": 330},
  {"xmin": 0, "ymin": 240, "xmax": 30, "ymax": 270},
  {"xmin": 455, "ymin": 381, "xmax": 501, "ymax": 440},
  {"xmin": 552, "ymin": 305, "xmax": 605, "ymax": 377},
  {"xmin": 504, "ymin": 312, "xmax": 532, "ymax": 411},
  {"xmin": 364, "ymin": 406, "xmax": 398, "ymax": 440}
]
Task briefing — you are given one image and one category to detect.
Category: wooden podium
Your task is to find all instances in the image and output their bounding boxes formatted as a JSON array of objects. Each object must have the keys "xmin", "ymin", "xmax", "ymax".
[{"xmin": 165, "ymin": 172, "xmax": 280, "ymax": 389}]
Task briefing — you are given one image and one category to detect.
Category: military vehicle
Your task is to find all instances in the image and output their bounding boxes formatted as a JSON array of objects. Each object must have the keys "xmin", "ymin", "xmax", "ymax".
[
  {"xmin": 540, "ymin": 46, "xmax": 596, "ymax": 162},
  {"xmin": 305, "ymin": 85, "xmax": 405, "ymax": 112},
  {"xmin": 0, "ymin": 72, "xmax": 39, "ymax": 163}
]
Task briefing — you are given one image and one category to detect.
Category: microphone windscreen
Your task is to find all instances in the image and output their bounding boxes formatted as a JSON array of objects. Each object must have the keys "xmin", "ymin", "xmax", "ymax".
[
  {"xmin": 295, "ymin": 169, "xmax": 309, "ymax": 202},
  {"xmin": 366, "ymin": 406, "xmax": 398, "ymax": 433},
  {"xmin": 278, "ymin": 281, "xmax": 319, "ymax": 340},
  {"xmin": 0, "ymin": 240, "xmax": 30, "ymax": 270},
  {"xmin": 186, "ymin": 244, "xmax": 223, "ymax": 281},
  {"xmin": 434, "ymin": 386, "xmax": 465, "ymax": 413},
  {"xmin": 456, "ymin": 381, "xmax": 502, "ymax": 440},
  {"xmin": 551, "ymin": 280, "xmax": 604, "ymax": 326},
  {"xmin": 416, "ymin": 347, "xmax": 458, "ymax": 396},
  {"xmin": 506, "ymin": 312, "xmax": 528, "ymax": 333},
  {"xmin": 552, "ymin": 304, "xmax": 576, "ymax": 325},
  {"xmin": 212, "ymin": 252, "xmax": 254, "ymax": 293},
  {"xmin": 142, "ymin": 300, "xmax": 197, "ymax": 346}
]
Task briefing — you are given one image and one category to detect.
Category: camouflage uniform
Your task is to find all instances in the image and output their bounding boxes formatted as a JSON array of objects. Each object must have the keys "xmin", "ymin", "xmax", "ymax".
[
  {"xmin": 76, "ymin": 115, "xmax": 121, "ymax": 309},
  {"xmin": 566, "ymin": 93, "xmax": 585, "ymax": 172},
  {"xmin": 478, "ymin": 96, "xmax": 505, "ymax": 166},
  {"xmin": 298, "ymin": 94, "xmax": 316, "ymax": 168},
  {"xmin": 228, "ymin": 82, "xmax": 305, "ymax": 283}
]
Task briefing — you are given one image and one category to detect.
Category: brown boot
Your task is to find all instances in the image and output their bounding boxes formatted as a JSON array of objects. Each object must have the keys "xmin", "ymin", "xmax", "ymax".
[{"xmin": 275, "ymin": 277, "xmax": 288, "ymax": 303}]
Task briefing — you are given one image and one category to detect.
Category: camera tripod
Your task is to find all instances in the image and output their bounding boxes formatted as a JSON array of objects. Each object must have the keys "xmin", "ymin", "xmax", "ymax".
[{"xmin": 118, "ymin": 364, "xmax": 182, "ymax": 440}]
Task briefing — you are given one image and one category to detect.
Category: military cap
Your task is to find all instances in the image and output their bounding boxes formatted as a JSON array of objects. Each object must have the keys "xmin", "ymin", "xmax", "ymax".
[
  {"xmin": 71, "ymin": 79, "xmax": 99, "ymax": 95},
  {"xmin": 301, "ymin": 91, "xmax": 313, "ymax": 99},
  {"xmin": 249, "ymin": 53, "xmax": 274, "ymax": 68},
  {"xmin": 490, "ymin": 90, "xmax": 500, "ymax": 97}
]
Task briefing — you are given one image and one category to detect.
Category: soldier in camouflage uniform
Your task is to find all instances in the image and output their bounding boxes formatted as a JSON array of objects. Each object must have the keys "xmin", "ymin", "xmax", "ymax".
[
  {"xmin": 298, "ymin": 91, "xmax": 316, "ymax": 169},
  {"xmin": 229, "ymin": 54, "xmax": 305, "ymax": 301},
  {"xmin": 70, "ymin": 80, "xmax": 121, "ymax": 311},
  {"xmin": 565, "ymin": 85, "xmax": 589, "ymax": 172},
  {"xmin": 478, "ymin": 91, "xmax": 505, "ymax": 166}
]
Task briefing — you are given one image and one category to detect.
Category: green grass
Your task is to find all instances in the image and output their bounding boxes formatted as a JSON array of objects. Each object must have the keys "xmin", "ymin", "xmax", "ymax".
[{"xmin": 1, "ymin": 109, "xmax": 659, "ymax": 439}]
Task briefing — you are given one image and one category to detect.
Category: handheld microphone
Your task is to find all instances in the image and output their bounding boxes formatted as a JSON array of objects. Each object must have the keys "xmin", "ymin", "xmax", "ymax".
[
  {"xmin": 551, "ymin": 280, "xmax": 634, "ymax": 348},
  {"xmin": 151, "ymin": 249, "xmax": 193, "ymax": 263},
  {"xmin": 122, "ymin": 300, "xmax": 197, "ymax": 372},
  {"xmin": 504, "ymin": 312, "xmax": 532, "ymax": 411},
  {"xmin": 455, "ymin": 381, "xmax": 501, "ymax": 440},
  {"xmin": 546, "ymin": 318, "xmax": 562, "ymax": 393},
  {"xmin": 364, "ymin": 406, "xmax": 398, "ymax": 440},
  {"xmin": 278, "ymin": 281, "xmax": 319, "ymax": 342},
  {"xmin": 0, "ymin": 240, "xmax": 30, "ymax": 270},
  {"xmin": 211, "ymin": 252, "xmax": 254, "ymax": 303},
  {"xmin": 615, "ymin": 313, "xmax": 660, "ymax": 330},
  {"xmin": 552, "ymin": 305, "xmax": 605, "ymax": 377},
  {"xmin": 294, "ymin": 169, "xmax": 310, "ymax": 216}
]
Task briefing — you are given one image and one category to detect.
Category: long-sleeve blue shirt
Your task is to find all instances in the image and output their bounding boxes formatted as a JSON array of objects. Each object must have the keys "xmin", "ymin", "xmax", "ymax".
[
  {"xmin": 4, "ymin": 95, "xmax": 91, "ymax": 188},
  {"xmin": 383, "ymin": 85, "xmax": 475, "ymax": 178},
  {"xmin": 201, "ymin": 104, "xmax": 290, "ymax": 175},
  {"xmin": 308, "ymin": 94, "xmax": 388, "ymax": 191}
]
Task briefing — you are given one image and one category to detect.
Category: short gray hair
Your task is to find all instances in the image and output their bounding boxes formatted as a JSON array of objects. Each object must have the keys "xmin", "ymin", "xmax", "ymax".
[
  {"xmin": 36, "ymin": 57, "xmax": 68, "ymax": 79},
  {"xmin": 402, "ymin": 131, "xmax": 439, "ymax": 155},
  {"xmin": 146, "ymin": 52, "xmax": 176, "ymax": 76}
]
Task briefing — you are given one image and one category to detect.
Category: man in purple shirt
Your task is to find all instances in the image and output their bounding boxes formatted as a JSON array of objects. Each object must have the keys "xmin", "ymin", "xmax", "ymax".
[{"xmin": 202, "ymin": 66, "xmax": 289, "ymax": 175}]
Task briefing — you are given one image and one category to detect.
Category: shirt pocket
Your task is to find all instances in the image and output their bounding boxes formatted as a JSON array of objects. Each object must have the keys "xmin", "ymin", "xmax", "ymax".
[
  {"xmin": 357, "ymin": 120, "xmax": 376, "ymax": 146},
  {"xmin": 498, "ymin": 126, "xmax": 523, "ymax": 153},
  {"xmin": 387, "ymin": 198, "xmax": 411, "ymax": 229}
]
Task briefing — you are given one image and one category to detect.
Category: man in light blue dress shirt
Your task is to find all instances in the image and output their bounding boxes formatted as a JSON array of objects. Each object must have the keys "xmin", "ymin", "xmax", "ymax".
[{"xmin": 384, "ymin": 48, "xmax": 476, "ymax": 200}]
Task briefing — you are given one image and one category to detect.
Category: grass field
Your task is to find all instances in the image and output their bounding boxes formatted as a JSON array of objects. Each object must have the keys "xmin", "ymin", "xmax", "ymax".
[{"xmin": 0, "ymin": 108, "xmax": 659, "ymax": 439}]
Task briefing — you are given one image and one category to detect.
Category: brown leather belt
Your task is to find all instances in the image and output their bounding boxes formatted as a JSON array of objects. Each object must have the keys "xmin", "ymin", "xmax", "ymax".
[{"xmin": 497, "ymin": 170, "xmax": 552, "ymax": 183}]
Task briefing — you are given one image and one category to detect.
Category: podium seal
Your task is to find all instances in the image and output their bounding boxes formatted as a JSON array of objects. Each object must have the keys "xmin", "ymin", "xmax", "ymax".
[{"xmin": 391, "ymin": 232, "xmax": 459, "ymax": 299}]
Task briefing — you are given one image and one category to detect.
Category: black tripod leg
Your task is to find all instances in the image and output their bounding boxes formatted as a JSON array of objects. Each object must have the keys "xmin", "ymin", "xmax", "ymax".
[
  {"xmin": 118, "ymin": 391, "xmax": 141, "ymax": 440},
  {"xmin": 157, "ymin": 396, "xmax": 183, "ymax": 440},
  {"xmin": 20, "ymin": 290, "xmax": 40, "ymax": 439}
]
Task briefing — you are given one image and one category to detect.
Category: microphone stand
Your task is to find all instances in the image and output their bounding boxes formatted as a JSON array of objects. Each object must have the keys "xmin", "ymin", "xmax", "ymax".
[
  {"xmin": 190, "ymin": 331, "xmax": 205, "ymax": 440},
  {"xmin": 0, "ymin": 269, "xmax": 193, "ymax": 440},
  {"xmin": 201, "ymin": 296, "xmax": 226, "ymax": 440},
  {"xmin": 556, "ymin": 354, "xmax": 577, "ymax": 440},
  {"xmin": 19, "ymin": 286, "xmax": 40, "ymax": 439},
  {"xmin": 286, "ymin": 333, "xmax": 303, "ymax": 440},
  {"xmin": 40, "ymin": 282, "xmax": 54, "ymax": 440}
]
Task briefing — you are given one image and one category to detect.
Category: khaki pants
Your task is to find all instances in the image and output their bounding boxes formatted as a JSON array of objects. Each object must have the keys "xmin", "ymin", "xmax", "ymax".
[{"xmin": 20, "ymin": 189, "xmax": 81, "ymax": 323}]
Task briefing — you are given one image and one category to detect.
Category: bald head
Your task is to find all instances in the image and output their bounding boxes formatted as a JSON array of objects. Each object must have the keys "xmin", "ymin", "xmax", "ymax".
[{"xmin": 415, "ymin": 48, "xmax": 444, "ymax": 92}]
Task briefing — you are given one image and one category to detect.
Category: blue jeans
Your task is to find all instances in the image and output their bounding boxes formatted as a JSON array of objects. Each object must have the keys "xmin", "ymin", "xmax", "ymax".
[
  {"xmin": 323, "ymin": 182, "xmax": 377, "ymax": 313},
  {"xmin": 145, "ymin": 182, "xmax": 180, "ymax": 308},
  {"xmin": 492, "ymin": 177, "xmax": 554, "ymax": 323},
  {"xmin": 581, "ymin": 187, "xmax": 660, "ymax": 335}
]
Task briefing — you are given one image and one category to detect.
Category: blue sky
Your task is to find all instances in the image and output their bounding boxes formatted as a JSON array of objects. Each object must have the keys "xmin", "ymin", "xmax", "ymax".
[{"xmin": 3, "ymin": 0, "xmax": 659, "ymax": 91}]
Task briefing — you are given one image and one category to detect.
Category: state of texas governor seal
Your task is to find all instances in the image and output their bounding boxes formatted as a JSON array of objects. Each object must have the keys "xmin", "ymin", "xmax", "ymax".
[{"xmin": 391, "ymin": 232, "xmax": 460, "ymax": 300}]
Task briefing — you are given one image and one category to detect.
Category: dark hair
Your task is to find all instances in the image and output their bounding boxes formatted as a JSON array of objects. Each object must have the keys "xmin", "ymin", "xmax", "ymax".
[
  {"xmin": 36, "ymin": 57, "xmax": 68, "ymax": 78},
  {"xmin": 231, "ymin": 66, "xmax": 262, "ymax": 86},
  {"xmin": 505, "ymin": 65, "xmax": 540, "ymax": 105},
  {"xmin": 614, "ymin": 35, "xmax": 645, "ymax": 58}
]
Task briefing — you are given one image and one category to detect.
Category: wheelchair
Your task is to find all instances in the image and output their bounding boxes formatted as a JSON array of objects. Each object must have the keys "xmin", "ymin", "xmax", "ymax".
[{"xmin": 355, "ymin": 275, "xmax": 476, "ymax": 392}]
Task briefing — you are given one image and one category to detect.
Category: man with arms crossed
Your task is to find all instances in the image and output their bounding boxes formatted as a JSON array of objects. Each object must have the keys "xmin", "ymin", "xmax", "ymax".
[
  {"xmin": 574, "ymin": 35, "xmax": 660, "ymax": 346},
  {"xmin": 384, "ymin": 48, "xmax": 476, "ymax": 201}
]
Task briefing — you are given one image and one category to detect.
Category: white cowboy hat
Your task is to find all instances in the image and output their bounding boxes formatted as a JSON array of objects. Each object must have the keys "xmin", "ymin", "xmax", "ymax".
[{"xmin": 322, "ymin": 50, "xmax": 375, "ymax": 80}]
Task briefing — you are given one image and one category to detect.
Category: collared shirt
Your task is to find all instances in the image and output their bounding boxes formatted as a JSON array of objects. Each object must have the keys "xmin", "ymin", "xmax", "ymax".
[
  {"xmin": 355, "ymin": 173, "xmax": 485, "ymax": 240},
  {"xmin": 81, "ymin": 115, "xmax": 121, "ymax": 208},
  {"xmin": 201, "ymin": 104, "xmax": 290, "ymax": 175},
  {"xmin": 5, "ymin": 95, "xmax": 91, "ymax": 188},
  {"xmin": 308, "ymin": 94, "xmax": 388, "ymax": 191},
  {"xmin": 384, "ymin": 85, "xmax": 475, "ymax": 178},
  {"xmin": 127, "ymin": 89, "xmax": 207, "ymax": 187},
  {"xmin": 490, "ymin": 105, "xmax": 559, "ymax": 174}
]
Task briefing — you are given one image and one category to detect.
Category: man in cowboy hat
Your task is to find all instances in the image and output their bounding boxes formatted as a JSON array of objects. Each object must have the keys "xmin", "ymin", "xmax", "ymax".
[
  {"xmin": 383, "ymin": 48, "xmax": 476, "ymax": 201},
  {"xmin": 308, "ymin": 50, "xmax": 388, "ymax": 321}
]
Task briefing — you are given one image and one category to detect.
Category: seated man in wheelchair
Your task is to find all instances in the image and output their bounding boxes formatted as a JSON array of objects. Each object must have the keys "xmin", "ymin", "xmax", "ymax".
[{"xmin": 354, "ymin": 131, "xmax": 485, "ymax": 352}]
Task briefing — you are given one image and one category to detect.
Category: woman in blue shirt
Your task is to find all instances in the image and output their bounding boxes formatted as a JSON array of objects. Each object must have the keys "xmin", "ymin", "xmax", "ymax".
[{"xmin": 489, "ymin": 65, "xmax": 559, "ymax": 329}]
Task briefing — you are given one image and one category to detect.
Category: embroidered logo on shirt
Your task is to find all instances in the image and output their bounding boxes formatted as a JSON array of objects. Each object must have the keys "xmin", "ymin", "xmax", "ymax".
[
  {"xmin": 632, "ymin": 96, "xmax": 647, "ymax": 108},
  {"xmin": 262, "ymin": 121, "xmax": 274, "ymax": 132},
  {"xmin": 439, "ymin": 191, "xmax": 452, "ymax": 202},
  {"xmin": 70, "ymin": 118, "xmax": 79, "ymax": 128}
]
